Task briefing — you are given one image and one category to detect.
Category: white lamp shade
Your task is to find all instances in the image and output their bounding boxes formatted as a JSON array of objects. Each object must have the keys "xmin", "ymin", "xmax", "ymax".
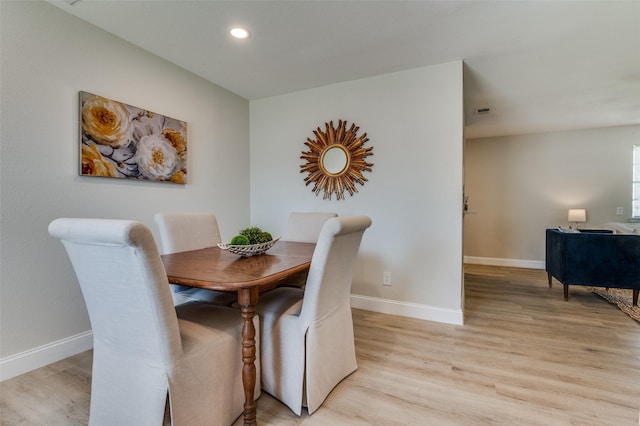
[{"xmin": 568, "ymin": 209, "xmax": 587, "ymax": 222}]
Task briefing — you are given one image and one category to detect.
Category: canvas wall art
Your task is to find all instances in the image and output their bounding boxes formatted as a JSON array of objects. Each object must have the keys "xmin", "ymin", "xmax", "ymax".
[{"xmin": 79, "ymin": 91, "xmax": 187, "ymax": 184}]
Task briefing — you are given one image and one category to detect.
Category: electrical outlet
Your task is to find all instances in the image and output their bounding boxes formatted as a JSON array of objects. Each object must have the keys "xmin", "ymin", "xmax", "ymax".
[
  {"xmin": 383, "ymin": 271, "xmax": 392, "ymax": 286},
  {"xmin": 616, "ymin": 207, "xmax": 624, "ymax": 215}
]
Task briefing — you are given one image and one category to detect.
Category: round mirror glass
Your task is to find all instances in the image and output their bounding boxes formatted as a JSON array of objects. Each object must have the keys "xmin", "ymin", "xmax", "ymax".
[{"xmin": 322, "ymin": 146, "xmax": 348, "ymax": 175}]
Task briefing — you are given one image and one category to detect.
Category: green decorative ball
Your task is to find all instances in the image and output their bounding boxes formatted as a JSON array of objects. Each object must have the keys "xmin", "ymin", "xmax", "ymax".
[
  {"xmin": 260, "ymin": 231, "xmax": 272, "ymax": 242},
  {"xmin": 230, "ymin": 234, "xmax": 250, "ymax": 245},
  {"xmin": 239, "ymin": 226, "xmax": 273, "ymax": 244}
]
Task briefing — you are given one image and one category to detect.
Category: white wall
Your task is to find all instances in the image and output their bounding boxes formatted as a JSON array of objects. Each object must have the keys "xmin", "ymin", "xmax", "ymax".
[
  {"xmin": 464, "ymin": 125, "xmax": 640, "ymax": 267},
  {"xmin": 0, "ymin": 1, "xmax": 250, "ymax": 379},
  {"xmin": 250, "ymin": 62, "xmax": 465, "ymax": 325}
]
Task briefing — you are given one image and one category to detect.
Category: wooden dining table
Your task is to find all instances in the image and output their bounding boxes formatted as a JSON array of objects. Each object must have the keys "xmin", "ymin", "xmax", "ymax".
[{"xmin": 161, "ymin": 241, "xmax": 315, "ymax": 426}]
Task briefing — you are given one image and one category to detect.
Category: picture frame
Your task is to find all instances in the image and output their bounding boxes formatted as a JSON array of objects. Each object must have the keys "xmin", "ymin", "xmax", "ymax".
[{"xmin": 79, "ymin": 91, "xmax": 187, "ymax": 184}]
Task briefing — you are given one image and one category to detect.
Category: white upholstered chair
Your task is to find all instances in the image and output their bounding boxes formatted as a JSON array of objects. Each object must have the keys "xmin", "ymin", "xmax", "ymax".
[
  {"xmin": 281, "ymin": 212, "xmax": 338, "ymax": 288},
  {"xmin": 282, "ymin": 212, "xmax": 338, "ymax": 243},
  {"xmin": 49, "ymin": 218, "xmax": 258, "ymax": 426},
  {"xmin": 255, "ymin": 215, "xmax": 371, "ymax": 415},
  {"xmin": 154, "ymin": 212, "xmax": 236, "ymax": 306}
]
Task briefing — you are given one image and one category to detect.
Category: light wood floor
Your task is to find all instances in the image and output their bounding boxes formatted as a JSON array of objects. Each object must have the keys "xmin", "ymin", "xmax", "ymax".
[{"xmin": 2, "ymin": 265, "xmax": 639, "ymax": 425}]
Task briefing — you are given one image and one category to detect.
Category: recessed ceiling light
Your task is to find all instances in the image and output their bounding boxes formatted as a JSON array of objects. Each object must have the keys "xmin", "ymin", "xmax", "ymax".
[{"xmin": 230, "ymin": 27, "xmax": 250, "ymax": 39}]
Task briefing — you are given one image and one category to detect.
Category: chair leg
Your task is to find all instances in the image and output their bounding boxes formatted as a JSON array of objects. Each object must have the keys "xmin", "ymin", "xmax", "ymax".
[
  {"xmin": 547, "ymin": 273, "xmax": 552, "ymax": 288},
  {"xmin": 633, "ymin": 289, "xmax": 639, "ymax": 306},
  {"xmin": 563, "ymin": 284, "xmax": 569, "ymax": 301}
]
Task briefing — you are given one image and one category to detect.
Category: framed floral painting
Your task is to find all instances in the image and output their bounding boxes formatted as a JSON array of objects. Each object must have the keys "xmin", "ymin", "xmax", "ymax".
[{"xmin": 79, "ymin": 91, "xmax": 187, "ymax": 184}]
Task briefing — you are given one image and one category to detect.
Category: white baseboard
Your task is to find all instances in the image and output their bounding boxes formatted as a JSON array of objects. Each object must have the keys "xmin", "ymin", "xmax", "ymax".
[
  {"xmin": 464, "ymin": 256, "xmax": 545, "ymax": 270},
  {"xmin": 1, "ymin": 331, "xmax": 93, "ymax": 382},
  {"xmin": 350, "ymin": 294, "xmax": 463, "ymax": 325}
]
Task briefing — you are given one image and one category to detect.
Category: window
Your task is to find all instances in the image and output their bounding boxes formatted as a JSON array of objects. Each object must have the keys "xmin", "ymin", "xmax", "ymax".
[{"xmin": 633, "ymin": 145, "xmax": 640, "ymax": 218}]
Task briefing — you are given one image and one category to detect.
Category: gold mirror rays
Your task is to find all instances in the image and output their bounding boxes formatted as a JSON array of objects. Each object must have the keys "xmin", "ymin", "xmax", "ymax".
[{"xmin": 300, "ymin": 120, "xmax": 374, "ymax": 200}]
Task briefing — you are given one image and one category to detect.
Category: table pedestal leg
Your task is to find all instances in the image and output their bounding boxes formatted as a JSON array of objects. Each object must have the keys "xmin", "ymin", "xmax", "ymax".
[{"xmin": 238, "ymin": 287, "xmax": 259, "ymax": 426}]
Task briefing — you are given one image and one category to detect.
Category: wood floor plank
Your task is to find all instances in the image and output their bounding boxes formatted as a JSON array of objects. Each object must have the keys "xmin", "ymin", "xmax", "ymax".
[{"xmin": 1, "ymin": 265, "xmax": 638, "ymax": 425}]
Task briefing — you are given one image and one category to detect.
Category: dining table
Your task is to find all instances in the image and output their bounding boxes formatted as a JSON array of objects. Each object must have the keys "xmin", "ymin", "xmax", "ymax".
[{"xmin": 161, "ymin": 240, "xmax": 316, "ymax": 426}]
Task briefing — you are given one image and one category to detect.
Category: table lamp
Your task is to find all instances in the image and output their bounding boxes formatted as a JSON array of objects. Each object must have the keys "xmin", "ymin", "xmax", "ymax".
[{"xmin": 568, "ymin": 209, "xmax": 586, "ymax": 229}]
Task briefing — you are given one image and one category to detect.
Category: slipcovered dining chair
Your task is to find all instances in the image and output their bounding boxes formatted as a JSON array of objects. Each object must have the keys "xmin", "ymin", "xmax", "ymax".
[
  {"xmin": 154, "ymin": 212, "xmax": 236, "ymax": 306},
  {"xmin": 282, "ymin": 212, "xmax": 338, "ymax": 243},
  {"xmin": 281, "ymin": 212, "xmax": 338, "ymax": 288},
  {"xmin": 255, "ymin": 215, "xmax": 371, "ymax": 415},
  {"xmin": 49, "ymin": 218, "xmax": 258, "ymax": 426}
]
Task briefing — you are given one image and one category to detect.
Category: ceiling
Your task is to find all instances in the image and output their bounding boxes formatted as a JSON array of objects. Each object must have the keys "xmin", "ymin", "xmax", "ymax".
[{"xmin": 49, "ymin": 0, "xmax": 640, "ymax": 139}]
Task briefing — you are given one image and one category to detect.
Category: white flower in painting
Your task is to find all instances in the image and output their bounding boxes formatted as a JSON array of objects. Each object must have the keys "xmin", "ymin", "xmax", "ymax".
[
  {"xmin": 131, "ymin": 110, "xmax": 163, "ymax": 143},
  {"xmin": 135, "ymin": 134, "xmax": 179, "ymax": 180},
  {"xmin": 82, "ymin": 96, "xmax": 133, "ymax": 148}
]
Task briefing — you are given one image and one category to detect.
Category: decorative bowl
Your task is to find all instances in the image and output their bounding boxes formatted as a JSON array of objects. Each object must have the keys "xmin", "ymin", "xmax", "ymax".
[{"xmin": 218, "ymin": 237, "xmax": 280, "ymax": 257}]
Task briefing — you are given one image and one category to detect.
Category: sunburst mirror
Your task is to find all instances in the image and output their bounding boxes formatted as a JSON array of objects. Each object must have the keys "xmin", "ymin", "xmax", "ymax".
[{"xmin": 300, "ymin": 120, "xmax": 374, "ymax": 200}]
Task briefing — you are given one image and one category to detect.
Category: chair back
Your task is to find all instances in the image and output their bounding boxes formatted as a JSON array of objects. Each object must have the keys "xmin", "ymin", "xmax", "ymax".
[
  {"xmin": 154, "ymin": 212, "xmax": 222, "ymax": 254},
  {"xmin": 49, "ymin": 218, "xmax": 182, "ymax": 366},
  {"xmin": 300, "ymin": 216, "xmax": 371, "ymax": 324},
  {"xmin": 282, "ymin": 212, "xmax": 338, "ymax": 243}
]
